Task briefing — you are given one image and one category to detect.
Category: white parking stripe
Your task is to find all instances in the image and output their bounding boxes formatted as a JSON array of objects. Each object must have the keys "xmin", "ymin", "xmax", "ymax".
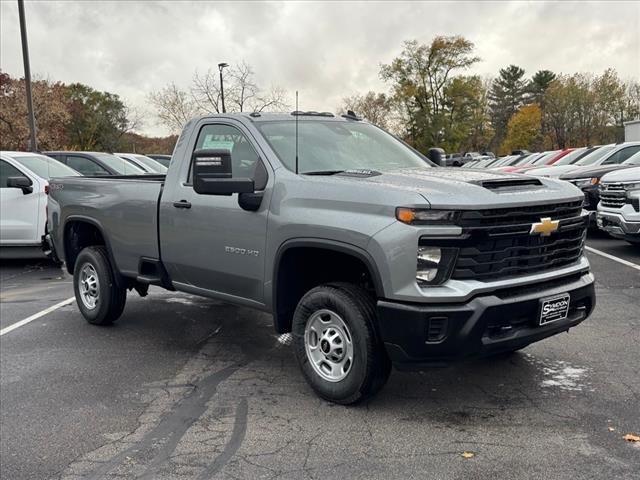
[
  {"xmin": 585, "ymin": 246, "xmax": 640, "ymax": 272},
  {"xmin": 0, "ymin": 297, "xmax": 75, "ymax": 336}
]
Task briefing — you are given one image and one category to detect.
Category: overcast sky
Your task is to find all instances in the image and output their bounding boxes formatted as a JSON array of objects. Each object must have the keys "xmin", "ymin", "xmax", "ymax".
[{"xmin": 1, "ymin": 1, "xmax": 639, "ymax": 136}]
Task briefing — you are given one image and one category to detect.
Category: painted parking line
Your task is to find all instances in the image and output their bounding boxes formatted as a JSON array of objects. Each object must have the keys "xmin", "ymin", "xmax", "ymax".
[
  {"xmin": 0, "ymin": 297, "xmax": 75, "ymax": 337},
  {"xmin": 585, "ymin": 246, "xmax": 640, "ymax": 272}
]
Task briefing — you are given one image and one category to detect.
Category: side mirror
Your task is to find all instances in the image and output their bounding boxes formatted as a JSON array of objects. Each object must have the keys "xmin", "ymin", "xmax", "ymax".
[
  {"xmin": 7, "ymin": 176, "xmax": 33, "ymax": 194},
  {"xmin": 427, "ymin": 148, "xmax": 445, "ymax": 166},
  {"xmin": 192, "ymin": 149, "xmax": 254, "ymax": 196}
]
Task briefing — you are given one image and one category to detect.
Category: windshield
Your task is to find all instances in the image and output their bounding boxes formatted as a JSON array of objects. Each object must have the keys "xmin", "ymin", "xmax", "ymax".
[
  {"xmin": 150, "ymin": 155, "xmax": 171, "ymax": 167},
  {"xmin": 483, "ymin": 158, "xmax": 502, "ymax": 167},
  {"xmin": 554, "ymin": 148, "xmax": 588, "ymax": 166},
  {"xmin": 623, "ymin": 152, "xmax": 640, "ymax": 165},
  {"xmin": 533, "ymin": 151, "xmax": 560, "ymax": 165},
  {"xmin": 507, "ymin": 154, "xmax": 529, "ymax": 165},
  {"xmin": 575, "ymin": 145, "xmax": 615, "ymax": 166},
  {"xmin": 14, "ymin": 154, "xmax": 80, "ymax": 179},
  {"xmin": 97, "ymin": 154, "xmax": 145, "ymax": 175},
  {"xmin": 515, "ymin": 153, "xmax": 540, "ymax": 166},
  {"xmin": 492, "ymin": 156, "xmax": 513, "ymax": 166},
  {"xmin": 256, "ymin": 120, "xmax": 431, "ymax": 173},
  {"xmin": 133, "ymin": 155, "xmax": 167, "ymax": 173}
]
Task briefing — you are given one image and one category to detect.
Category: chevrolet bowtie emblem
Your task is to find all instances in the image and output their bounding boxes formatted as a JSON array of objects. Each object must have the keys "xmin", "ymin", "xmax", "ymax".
[{"xmin": 530, "ymin": 217, "xmax": 559, "ymax": 236}]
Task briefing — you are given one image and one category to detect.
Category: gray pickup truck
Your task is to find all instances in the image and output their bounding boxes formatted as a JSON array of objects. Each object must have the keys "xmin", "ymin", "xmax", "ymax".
[{"xmin": 47, "ymin": 112, "xmax": 595, "ymax": 404}]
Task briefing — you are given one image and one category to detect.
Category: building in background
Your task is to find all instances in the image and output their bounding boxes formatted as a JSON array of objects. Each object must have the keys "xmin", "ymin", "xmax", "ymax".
[{"xmin": 625, "ymin": 120, "xmax": 640, "ymax": 142}]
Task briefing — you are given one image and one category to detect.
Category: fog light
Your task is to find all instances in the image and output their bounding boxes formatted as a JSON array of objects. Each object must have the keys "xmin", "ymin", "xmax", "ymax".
[
  {"xmin": 417, "ymin": 247, "xmax": 441, "ymax": 283},
  {"xmin": 418, "ymin": 247, "xmax": 441, "ymax": 264},
  {"xmin": 416, "ymin": 246, "xmax": 458, "ymax": 286}
]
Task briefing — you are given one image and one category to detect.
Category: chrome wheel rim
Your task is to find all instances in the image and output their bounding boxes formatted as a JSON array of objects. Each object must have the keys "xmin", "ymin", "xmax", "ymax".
[
  {"xmin": 78, "ymin": 263, "xmax": 99, "ymax": 310},
  {"xmin": 304, "ymin": 309, "xmax": 354, "ymax": 382}
]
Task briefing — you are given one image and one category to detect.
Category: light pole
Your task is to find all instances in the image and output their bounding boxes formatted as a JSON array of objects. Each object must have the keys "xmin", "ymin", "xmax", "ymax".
[
  {"xmin": 17, "ymin": 0, "xmax": 38, "ymax": 151},
  {"xmin": 218, "ymin": 62, "xmax": 229, "ymax": 113}
]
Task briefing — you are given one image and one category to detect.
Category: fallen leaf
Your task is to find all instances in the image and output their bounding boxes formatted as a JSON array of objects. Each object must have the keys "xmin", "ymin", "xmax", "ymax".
[
  {"xmin": 623, "ymin": 434, "xmax": 640, "ymax": 442},
  {"xmin": 461, "ymin": 451, "xmax": 475, "ymax": 459}
]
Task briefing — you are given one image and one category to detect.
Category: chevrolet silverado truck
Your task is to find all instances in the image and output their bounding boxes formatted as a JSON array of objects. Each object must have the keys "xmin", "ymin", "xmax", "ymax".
[
  {"xmin": 597, "ymin": 166, "xmax": 640, "ymax": 244},
  {"xmin": 47, "ymin": 112, "xmax": 596, "ymax": 404}
]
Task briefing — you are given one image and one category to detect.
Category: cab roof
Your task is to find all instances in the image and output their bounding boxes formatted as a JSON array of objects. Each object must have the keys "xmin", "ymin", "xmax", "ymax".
[{"xmin": 194, "ymin": 111, "xmax": 364, "ymax": 123}]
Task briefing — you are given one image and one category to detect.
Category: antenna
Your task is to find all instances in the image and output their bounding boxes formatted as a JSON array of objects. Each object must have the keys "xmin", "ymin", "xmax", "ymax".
[{"xmin": 295, "ymin": 91, "xmax": 299, "ymax": 174}]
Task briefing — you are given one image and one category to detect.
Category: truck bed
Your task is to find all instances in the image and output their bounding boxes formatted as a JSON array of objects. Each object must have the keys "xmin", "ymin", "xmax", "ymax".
[{"xmin": 48, "ymin": 176, "xmax": 164, "ymax": 278}]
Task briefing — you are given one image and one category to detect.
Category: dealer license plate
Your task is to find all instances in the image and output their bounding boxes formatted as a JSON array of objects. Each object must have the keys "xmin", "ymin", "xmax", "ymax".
[{"xmin": 539, "ymin": 293, "xmax": 570, "ymax": 325}]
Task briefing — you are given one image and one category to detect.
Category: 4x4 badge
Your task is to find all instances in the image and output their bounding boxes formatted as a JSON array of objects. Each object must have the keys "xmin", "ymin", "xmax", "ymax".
[{"xmin": 530, "ymin": 217, "xmax": 559, "ymax": 236}]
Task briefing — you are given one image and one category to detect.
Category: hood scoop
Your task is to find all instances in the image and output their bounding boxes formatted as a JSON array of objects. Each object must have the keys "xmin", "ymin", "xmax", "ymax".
[{"xmin": 479, "ymin": 178, "xmax": 542, "ymax": 190}]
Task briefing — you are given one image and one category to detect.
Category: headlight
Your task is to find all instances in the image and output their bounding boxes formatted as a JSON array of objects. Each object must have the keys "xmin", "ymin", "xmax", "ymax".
[
  {"xmin": 396, "ymin": 208, "xmax": 458, "ymax": 225},
  {"xmin": 572, "ymin": 178, "xmax": 598, "ymax": 188},
  {"xmin": 623, "ymin": 182, "xmax": 640, "ymax": 192},
  {"xmin": 416, "ymin": 246, "xmax": 457, "ymax": 286}
]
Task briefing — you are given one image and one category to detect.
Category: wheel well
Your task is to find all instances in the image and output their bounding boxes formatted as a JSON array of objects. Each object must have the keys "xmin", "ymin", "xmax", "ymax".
[
  {"xmin": 274, "ymin": 246, "xmax": 378, "ymax": 333},
  {"xmin": 63, "ymin": 221, "xmax": 106, "ymax": 274}
]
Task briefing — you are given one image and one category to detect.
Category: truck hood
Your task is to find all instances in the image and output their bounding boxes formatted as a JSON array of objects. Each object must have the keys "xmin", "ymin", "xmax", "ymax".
[
  {"xmin": 560, "ymin": 164, "xmax": 632, "ymax": 180},
  {"xmin": 319, "ymin": 167, "xmax": 583, "ymax": 209},
  {"xmin": 601, "ymin": 166, "xmax": 640, "ymax": 183},
  {"xmin": 526, "ymin": 165, "xmax": 579, "ymax": 178}
]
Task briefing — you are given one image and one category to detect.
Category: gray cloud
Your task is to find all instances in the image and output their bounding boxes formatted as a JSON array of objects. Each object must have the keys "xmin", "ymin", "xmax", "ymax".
[{"xmin": 1, "ymin": 1, "xmax": 638, "ymax": 136}]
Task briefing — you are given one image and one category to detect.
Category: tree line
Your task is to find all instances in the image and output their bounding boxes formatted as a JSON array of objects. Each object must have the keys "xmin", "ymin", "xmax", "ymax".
[
  {"xmin": 0, "ymin": 71, "xmax": 175, "ymax": 153},
  {"xmin": 342, "ymin": 37, "xmax": 639, "ymax": 155},
  {"xmin": 2, "ymin": 35, "xmax": 638, "ymax": 156}
]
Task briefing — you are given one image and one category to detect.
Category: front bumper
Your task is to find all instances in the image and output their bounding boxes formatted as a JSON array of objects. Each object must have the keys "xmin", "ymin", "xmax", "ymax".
[
  {"xmin": 377, "ymin": 272, "xmax": 595, "ymax": 369},
  {"xmin": 597, "ymin": 210, "xmax": 640, "ymax": 237}
]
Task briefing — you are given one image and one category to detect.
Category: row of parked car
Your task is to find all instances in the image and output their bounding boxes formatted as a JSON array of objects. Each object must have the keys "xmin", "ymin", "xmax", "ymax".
[
  {"xmin": 1, "ymin": 140, "xmax": 638, "ymax": 260},
  {"xmin": 464, "ymin": 142, "xmax": 640, "ymax": 245},
  {"xmin": 0, "ymin": 150, "xmax": 171, "ymax": 257}
]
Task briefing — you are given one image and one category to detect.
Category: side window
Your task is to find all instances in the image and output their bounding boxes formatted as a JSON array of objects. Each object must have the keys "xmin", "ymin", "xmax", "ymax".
[
  {"xmin": 66, "ymin": 156, "xmax": 109, "ymax": 175},
  {"xmin": 603, "ymin": 147, "xmax": 640, "ymax": 165},
  {"xmin": 0, "ymin": 160, "xmax": 28, "ymax": 188},
  {"xmin": 189, "ymin": 124, "xmax": 262, "ymax": 185},
  {"xmin": 618, "ymin": 146, "xmax": 640, "ymax": 163}
]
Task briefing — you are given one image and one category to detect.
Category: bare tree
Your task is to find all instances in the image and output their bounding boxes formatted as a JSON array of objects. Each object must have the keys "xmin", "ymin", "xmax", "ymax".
[
  {"xmin": 148, "ymin": 82, "xmax": 201, "ymax": 133},
  {"xmin": 191, "ymin": 61, "xmax": 288, "ymax": 114},
  {"xmin": 150, "ymin": 62, "xmax": 288, "ymax": 131},
  {"xmin": 191, "ymin": 69, "xmax": 223, "ymax": 113}
]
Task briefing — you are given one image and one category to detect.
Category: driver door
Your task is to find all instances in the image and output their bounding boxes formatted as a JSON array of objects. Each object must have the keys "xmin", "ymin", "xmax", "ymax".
[{"xmin": 160, "ymin": 120, "xmax": 271, "ymax": 306}]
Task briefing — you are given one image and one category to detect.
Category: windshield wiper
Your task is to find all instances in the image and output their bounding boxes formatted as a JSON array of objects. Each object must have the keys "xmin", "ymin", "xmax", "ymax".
[{"xmin": 301, "ymin": 170, "xmax": 345, "ymax": 176}]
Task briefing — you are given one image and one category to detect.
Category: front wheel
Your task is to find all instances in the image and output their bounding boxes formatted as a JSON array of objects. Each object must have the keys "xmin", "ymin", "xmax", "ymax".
[
  {"xmin": 73, "ymin": 246, "xmax": 126, "ymax": 325},
  {"xmin": 292, "ymin": 283, "xmax": 391, "ymax": 405}
]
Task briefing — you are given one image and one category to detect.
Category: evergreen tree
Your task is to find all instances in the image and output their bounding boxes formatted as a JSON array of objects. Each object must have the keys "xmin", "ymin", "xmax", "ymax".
[
  {"xmin": 488, "ymin": 65, "xmax": 528, "ymax": 147},
  {"xmin": 529, "ymin": 70, "xmax": 556, "ymax": 104}
]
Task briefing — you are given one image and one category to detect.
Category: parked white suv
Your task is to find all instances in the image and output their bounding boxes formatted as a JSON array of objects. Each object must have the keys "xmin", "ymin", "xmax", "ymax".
[
  {"xmin": 597, "ymin": 166, "xmax": 640, "ymax": 245},
  {"xmin": 0, "ymin": 151, "xmax": 79, "ymax": 258}
]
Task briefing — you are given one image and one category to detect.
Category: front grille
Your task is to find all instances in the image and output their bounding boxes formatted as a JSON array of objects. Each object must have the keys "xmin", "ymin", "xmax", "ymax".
[
  {"xmin": 599, "ymin": 183, "xmax": 627, "ymax": 209},
  {"xmin": 458, "ymin": 200, "xmax": 583, "ymax": 231},
  {"xmin": 452, "ymin": 228, "xmax": 586, "ymax": 280},
  {"xmin": 422, "ymin": 201, "xmax": 587, "ymax": 282}
]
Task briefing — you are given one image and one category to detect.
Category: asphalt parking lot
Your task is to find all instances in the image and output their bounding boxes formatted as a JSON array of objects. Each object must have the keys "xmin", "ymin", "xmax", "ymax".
[{"xmin": 1, "ymin": 234, "xmax": 638, "ymax": 480}]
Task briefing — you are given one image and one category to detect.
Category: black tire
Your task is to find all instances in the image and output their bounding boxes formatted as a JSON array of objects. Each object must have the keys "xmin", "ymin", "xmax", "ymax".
[
  {"xmin": 73, "ymin": 246, "xmax": 126, "ymax": 326},
  {"xmin": 292, "ymin": 283, "xmax": 391, "ymax": 405}
]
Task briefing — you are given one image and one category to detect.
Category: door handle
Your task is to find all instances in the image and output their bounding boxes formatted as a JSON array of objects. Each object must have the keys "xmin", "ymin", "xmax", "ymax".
[{"xmin": 173, "ymin": 200, "xmax": 192, "ymax": 209}]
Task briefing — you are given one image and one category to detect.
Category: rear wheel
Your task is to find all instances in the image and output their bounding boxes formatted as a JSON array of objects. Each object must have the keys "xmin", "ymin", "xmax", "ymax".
[
  {"xmin": 73, "ymin": 246, "xmax": 126, "ymax": 325},
  {"xmin": 292, "ymin": 283, "xmax": 391, "ymax": 404}
]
